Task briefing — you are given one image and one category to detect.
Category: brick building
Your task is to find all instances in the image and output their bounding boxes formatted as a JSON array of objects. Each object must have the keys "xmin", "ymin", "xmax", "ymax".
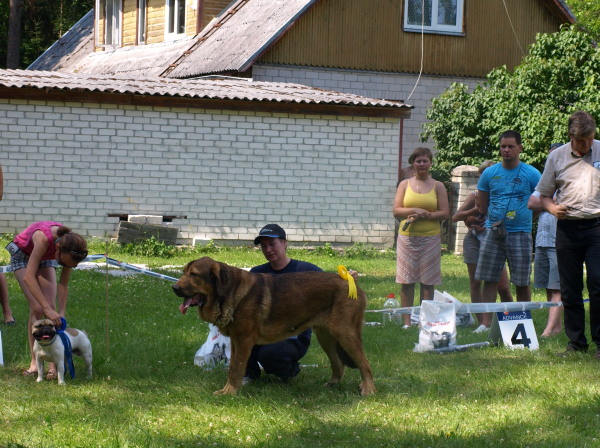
[{"xmin": 0, "ymin": 70, "xmax": 410, "ymax": 246}]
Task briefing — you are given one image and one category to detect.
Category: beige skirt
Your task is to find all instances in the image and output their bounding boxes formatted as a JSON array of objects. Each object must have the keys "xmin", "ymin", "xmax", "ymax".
[{"xmin": 396, "ymin": 234, "xmax": 442, "ymax": 285}]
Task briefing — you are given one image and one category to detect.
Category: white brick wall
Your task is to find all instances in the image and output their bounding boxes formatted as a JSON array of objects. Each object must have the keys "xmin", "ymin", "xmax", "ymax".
[
  {"xmin": 252, "ymin": 64, "xmax": 481, "ymax": 165},
  {"xmin": 0, "ymin": 100, "xmax": 401, "ymax": 246}
]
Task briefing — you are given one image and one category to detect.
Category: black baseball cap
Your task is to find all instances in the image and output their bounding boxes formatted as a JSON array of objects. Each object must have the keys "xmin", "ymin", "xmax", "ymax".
[{"xmin": 254, "ymin": 224, "xmax": 287, "ymax": 245}]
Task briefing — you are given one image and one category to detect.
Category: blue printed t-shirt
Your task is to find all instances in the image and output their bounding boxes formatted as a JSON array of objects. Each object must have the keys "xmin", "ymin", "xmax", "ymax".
[{"xmin": 477, "ymin": 162, "xmax": 541, "ymax": 233}]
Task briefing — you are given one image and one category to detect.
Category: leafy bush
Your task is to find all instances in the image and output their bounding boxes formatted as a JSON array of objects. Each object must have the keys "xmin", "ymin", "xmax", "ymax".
[
  {"xmin": 121, "ymin": 236, "xmax": 178, "ymax": 258},
  {"xmin": 423, "ymin": 26, "xmax": 600, "ymax": 183},
  {"xmin": 344, "ymin": 242, "xmax": 388, "ymax": 259},
  {"xmin": 311, "ymin": 242, "xmax": 339, "ymax": 258}
]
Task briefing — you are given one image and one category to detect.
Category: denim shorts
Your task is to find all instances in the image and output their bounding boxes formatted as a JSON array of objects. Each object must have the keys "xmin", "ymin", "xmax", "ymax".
[
  {"xmin": 9, "ymin": 248, "xmax": 56, "ymax": 272},
  {"xmin": 462, "ymin": 231, "xmax": 481, "ymax": 265},
  {"xmin": 533, "ymin": 246, "xmax": 560, "ymax": 290}
]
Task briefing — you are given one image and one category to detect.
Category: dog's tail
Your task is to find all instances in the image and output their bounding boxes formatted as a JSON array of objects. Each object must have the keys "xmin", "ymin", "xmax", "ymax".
[{"xmin": 336, "ymin": 344, "xmax": 357, "ymax": 368}]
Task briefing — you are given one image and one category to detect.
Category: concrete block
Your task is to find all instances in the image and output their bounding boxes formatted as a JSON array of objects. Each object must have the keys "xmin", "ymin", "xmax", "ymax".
[{"xmin": 128, "ymin": 215, "xmax": 163, "ymax": 225}]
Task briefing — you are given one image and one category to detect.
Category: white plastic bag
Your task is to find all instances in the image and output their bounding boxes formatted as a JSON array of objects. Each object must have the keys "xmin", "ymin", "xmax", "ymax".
[
  {"xmin": 194, "ymin": 324, "xmax": 231, "ymax": 368},
  {"xmin": 414, "ymin": 299, "xmax": 457, "ymax": 352},
  {"xmin": 439, "ymin": 290, "xmax": 476, "ymax": 327}
]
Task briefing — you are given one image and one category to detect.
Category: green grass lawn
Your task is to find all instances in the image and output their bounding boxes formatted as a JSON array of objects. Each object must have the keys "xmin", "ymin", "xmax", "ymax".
[{"xmin": 0, "ymin": 241, "xmax": 596, "ymax": 448}]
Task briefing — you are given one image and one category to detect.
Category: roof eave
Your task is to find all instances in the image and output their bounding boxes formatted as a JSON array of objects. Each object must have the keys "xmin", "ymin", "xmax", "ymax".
[
  {"xmin": 0, "ymin": 86, "xmax": 411, "ymax": 119},
  {"xmin": 547, "ymin": 0, "xmax": 576, "ymax": 24}
]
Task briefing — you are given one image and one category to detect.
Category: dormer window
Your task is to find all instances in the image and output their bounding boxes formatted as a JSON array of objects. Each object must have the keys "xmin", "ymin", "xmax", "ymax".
[
  {"xmin": 138, "ymin": 0, "xmax": 147, "ymax": 44},
  {"xmin": 96, "ymin": 0, "xmax": 122, "ymax": 48},
  {"xmin": 404, "ymin": 0, "xmax": 464, "ymax": 35},
  {"xmin": 166, "ymin": 0, "xmax": 186, "ymax": 39}
]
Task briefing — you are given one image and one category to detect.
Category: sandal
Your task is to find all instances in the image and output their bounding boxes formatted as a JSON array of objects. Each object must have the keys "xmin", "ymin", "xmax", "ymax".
[
  {"xmin": 4, "ymin": 320, "xmax": 15, "ymax": 326},
  {"xmin": 22, "ymin": 369, "xmax": 37, "ymax": 376},
  {"xmin": 46, "ymin": 371, "xmax": 58, "ymax": 381}
]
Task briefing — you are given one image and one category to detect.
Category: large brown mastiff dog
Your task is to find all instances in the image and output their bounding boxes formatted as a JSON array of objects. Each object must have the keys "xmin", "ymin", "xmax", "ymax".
[{"xmin": 172, "ymin": 256, "xmax": 375, "ymax": 396}]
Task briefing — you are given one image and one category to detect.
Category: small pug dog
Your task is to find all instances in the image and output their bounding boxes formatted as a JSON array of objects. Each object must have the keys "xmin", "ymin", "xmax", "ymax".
[{"xmin": 32, "ymin": 318, "xmax": 93, "ymax": 385}]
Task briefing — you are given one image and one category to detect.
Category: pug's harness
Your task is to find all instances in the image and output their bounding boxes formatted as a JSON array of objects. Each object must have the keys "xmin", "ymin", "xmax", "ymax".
[{"xmin": 57, "ymin": 317, "xmax": 76, "ymax": 379}]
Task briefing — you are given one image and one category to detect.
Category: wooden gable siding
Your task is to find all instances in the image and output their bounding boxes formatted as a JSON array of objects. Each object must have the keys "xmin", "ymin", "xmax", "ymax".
[
  {"xmin": 258, "ymin": 0, "xmax": 565, "ymax": 78},
  {"xmin": 199, "ymin": 0, "xmax": 236, "ymax": 29},
  {"xmin": 143, "ymin": 0, "xmax": 198, "ymax": 44},
  {"xmin": 123, "ymin": 0, "xmax": 138, "ymax": 46},
  {"xmin": 146, "ymin": 0, "xmax": 165, "ymax": 43}
]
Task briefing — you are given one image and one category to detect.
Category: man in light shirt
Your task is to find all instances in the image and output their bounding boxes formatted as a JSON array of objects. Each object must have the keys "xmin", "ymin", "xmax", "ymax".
[{"xmin": 536, "ymin": 111, "xmax": 600, "ymax": 358}]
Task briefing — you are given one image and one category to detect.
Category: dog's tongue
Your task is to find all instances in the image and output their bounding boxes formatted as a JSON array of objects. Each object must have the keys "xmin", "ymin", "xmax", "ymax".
[
  {"xmin": 42, "ymin": 335, "xmax": 51, "ymax": 340},
  {"xmin": 179, "ymin": 299, "xmax": 192, "ymax": 315}
]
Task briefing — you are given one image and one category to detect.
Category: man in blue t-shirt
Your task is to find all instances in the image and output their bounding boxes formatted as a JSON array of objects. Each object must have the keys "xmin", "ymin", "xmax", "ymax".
[
  {"xmin": 474, "ymin": 130, "xmax": 541, "ymax": 330},
  {"xmin": 244, "ymin": 224, "xmax": 322, "ymax": 383}
]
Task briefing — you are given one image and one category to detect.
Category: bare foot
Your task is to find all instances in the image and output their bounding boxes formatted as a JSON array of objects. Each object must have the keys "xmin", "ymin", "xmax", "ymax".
[
  {"xmin": 46, "ymin": 362, "xmax": 58, "ymax": 380},
  {"xmin": 541, "ymin": 328, "xmax": 562, "ymax": 338}
]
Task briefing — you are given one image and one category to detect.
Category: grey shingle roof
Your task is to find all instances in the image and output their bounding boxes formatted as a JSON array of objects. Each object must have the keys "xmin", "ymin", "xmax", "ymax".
[
  {"xmin": 165, "ymin": 0, "xmax": 318, "ymax": 78},
  {"xmin": 28, "ymin": 10, "xmax": 95, "ymax": 72},
  {"xmin": 69, "ymin": 36, "xmax": 198, "ymax": 78},
  {"xmin": 0, "ymin": 69, "xmax": 411, "ymax": 111}
]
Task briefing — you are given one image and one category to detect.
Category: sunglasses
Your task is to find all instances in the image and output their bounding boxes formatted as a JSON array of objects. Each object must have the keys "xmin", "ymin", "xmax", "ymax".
[{"xmin": 57, "ymin": 250, "xmax": 88, "ymax": 268}]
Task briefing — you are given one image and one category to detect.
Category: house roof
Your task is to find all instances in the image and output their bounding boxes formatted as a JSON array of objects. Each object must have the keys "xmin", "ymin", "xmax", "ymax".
[
  {"xmin": 66, "ymin": 36, "xmax": 198, "ymax": 78},
  {"xmin": 165, "ymin": 0, "xmax": 319, "ymax": 78},
  {"xmin": 28, "ymin": 0, "xmax": 576, "ymax": 79},
  {"xmin": 28, "ymin": 10, "xmax": 95, "ymax": 72},
  {"xmin": 546, "ymin": 0, "xmax": 576, "ymax": 23},
  {"xmin": 0, "ymin": 69, "xmax": 411, "ymax": 118}
]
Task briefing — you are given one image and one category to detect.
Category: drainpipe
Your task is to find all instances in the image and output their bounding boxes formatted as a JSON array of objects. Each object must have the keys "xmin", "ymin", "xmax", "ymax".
[{"xmin": 397, "ymin": 118, "xmax": 404, "ymax": 185}]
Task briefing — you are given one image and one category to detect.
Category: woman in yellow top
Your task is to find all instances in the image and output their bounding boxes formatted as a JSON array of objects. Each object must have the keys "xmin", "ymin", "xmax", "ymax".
[{"xmin": 393, "ymin": 147, "xmax": 449, "ymax": 328}]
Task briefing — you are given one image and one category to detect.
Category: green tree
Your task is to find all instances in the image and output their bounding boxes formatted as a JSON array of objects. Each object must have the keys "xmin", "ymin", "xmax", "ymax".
[
  {"xmin": 1, "ymin": 0, "xmax": 94, "ymax": 69},
  {"xmin": 422, "ymin": 26, "xmax": 600, "ymax": 183},
  {"xmin": 566, "ymin": 0, "xmax": 600, "ymax": 41}
]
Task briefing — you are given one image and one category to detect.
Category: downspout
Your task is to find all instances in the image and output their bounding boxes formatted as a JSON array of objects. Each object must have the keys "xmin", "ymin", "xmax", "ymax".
[
  {"xmin": 393, "ymin": 118, "xmax": 405, "ymax": 249},
  {"xmin": 397, "ymin": 118, "xmax": 404, "ymax": 186}
]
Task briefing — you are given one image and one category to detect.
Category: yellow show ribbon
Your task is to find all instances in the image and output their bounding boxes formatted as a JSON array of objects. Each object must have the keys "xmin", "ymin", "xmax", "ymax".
[{"xmin": 338, "ymin": 265, "xmax": 357, "ymax": 300}]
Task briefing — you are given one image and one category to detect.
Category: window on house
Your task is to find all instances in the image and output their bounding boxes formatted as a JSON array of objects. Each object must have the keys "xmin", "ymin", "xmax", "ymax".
[
  {"xmin": 95, "ymin": 0, "xmax": 122, "ymax": 47},
  {"xmin": 404, "ymin": 0, "xmax": 464, "ymax": 35},
  {"xmin": 138, "ymin": 0, "xmax": 147, "ymax": 44},
  {"xmin": 166, "ymin": 0, "xmax": 186, "ymax": 38}
]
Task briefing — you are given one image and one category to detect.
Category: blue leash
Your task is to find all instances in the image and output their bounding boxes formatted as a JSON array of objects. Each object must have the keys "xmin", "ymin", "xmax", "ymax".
[{"xmin": 57, "ymin": 317, "xmax": 75, "ymax": 379}]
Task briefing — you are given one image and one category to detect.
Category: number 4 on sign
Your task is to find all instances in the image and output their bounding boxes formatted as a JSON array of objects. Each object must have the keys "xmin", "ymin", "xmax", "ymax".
[{"xmin": 489, "ymin": 311, "xmax": 539, "ymax": 350}]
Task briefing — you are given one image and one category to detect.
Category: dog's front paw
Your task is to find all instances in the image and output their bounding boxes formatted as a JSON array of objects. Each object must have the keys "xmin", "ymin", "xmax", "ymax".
[
  {"xmin": 359, "ymin": 382, "xmax": 376, "ymax": 396},
  {"xmin": 214, "ymin": 384, "xmax": 239, "ymax": 395},
  {"xmin": 36, "ymin": 376, "xmax": 43, "ymax": 383}
]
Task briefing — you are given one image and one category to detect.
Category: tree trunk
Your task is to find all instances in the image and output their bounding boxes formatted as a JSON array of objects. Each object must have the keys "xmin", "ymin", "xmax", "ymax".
[{"xmin": 7, "ymin": 0, "xmax": 23, "ymax": 69}]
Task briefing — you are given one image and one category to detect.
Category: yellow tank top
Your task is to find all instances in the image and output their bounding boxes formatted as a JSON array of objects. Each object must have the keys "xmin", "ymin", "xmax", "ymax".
[{"xmin": 399, "ymin": 182, "xmax": 440, "ymax": 236}]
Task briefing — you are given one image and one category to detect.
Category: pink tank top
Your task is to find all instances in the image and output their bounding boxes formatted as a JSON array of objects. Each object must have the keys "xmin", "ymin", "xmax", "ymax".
[{"xmin": 14, "ymin": 221, "xmax": 62, "ymax": 260}]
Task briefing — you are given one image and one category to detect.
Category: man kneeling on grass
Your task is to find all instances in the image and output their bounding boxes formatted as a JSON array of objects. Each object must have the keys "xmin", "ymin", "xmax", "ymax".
[{"xmin": 243, "ymin": 224, "xmax": 322, "ymax": 384}]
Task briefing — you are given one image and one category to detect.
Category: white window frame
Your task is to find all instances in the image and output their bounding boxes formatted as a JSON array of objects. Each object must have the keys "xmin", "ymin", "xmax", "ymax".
[
  {"xmin": 403, "ymin": 0, "xmax": 464, "ymax": 36},
  {"xmin": 95, "ymin": 0, "xmax": 122, "ymax": 48},
  {"xmin": 165, "ymin": 0, "xmax": 186, "ymax": 40},
  {"xmin": 138, "ymin": 0, "xmax": 147, "ymax": 44}
]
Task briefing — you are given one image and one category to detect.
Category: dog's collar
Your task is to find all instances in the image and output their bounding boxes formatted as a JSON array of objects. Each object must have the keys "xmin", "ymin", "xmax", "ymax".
[{"xmin": 36, "ymin": 335, "xmax": 57, "ymax": 346}]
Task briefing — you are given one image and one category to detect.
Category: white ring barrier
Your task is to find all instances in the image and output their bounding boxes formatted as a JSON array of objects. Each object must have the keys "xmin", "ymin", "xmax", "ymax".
[{"xmin": 367, "ymin": 301, "xmax": 562, "ymax": 315}]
